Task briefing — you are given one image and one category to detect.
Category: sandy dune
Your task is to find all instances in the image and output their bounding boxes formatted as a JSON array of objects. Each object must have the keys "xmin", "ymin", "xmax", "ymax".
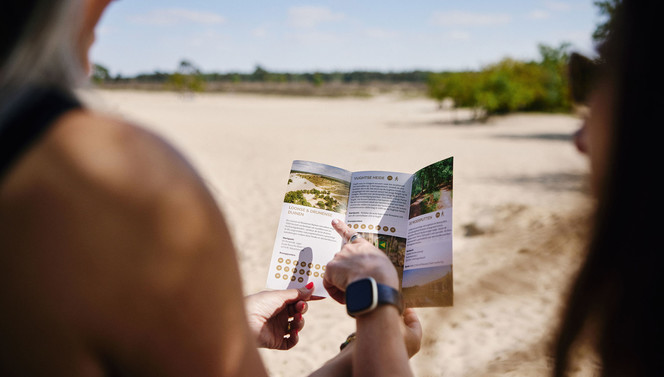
[{"xmin": 83, "ymin": 89, "xmax": 595, "ymax": 376}]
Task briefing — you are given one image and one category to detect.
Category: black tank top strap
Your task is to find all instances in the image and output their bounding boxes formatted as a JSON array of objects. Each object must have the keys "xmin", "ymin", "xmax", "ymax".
[{"xmin": 0, "ymin": 86, "xmax": 82, "ymax": 181}]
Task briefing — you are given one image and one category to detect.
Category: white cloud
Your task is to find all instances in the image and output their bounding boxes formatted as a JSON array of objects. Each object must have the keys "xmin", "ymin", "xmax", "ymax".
[
  {"xmin": 129, "ymin": 8, "xmax": 225, "ymax": 26},
  {"xmin": 443, "ymin": 30, "xmax": 471, "ymax": 41},
  {"xmin": 528, "ymin": 10, "xmax": 550, "ymax": 20},
  {"xmin": 431, "ymin": 11, "xmax": 512, "ymax": 27},
  {"xmin": 288, "ymin": 6, "xmax": 345, "ymax": 28}
]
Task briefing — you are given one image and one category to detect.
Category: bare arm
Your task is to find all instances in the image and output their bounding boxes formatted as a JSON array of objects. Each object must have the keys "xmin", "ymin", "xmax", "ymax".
[
  {"xmin": 322, "ymin": 219, "xmax": 416, "ymax": 377},
  {"xmin": 308, "ymin": 307, "xmax": 421, "ymax": 377},
  {"xmin": 308, "ymin": 342, "xmax": 354, "ymax": 377},
  {"xmin": 354, "ymin": 307, "xmax": 412, "ymax": 377}
]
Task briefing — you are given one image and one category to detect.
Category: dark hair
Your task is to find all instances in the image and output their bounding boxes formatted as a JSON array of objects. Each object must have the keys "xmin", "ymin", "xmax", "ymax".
[
  {"xmin": 2, "ymin": 2, "xmax": 31, "ymax": 59},
  {"xmin": 1, "ymin": 0, "xmax": 83, "ymax": 89},
  {"xmin": 554, "ymin": 1, "xmax": 663, "ymax": 376}
]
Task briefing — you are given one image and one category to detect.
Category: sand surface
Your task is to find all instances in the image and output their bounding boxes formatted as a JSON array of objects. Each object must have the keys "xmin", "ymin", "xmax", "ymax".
[{"xmin": 84, "ymin": 89, "xmax": 595, "ymax": 376}]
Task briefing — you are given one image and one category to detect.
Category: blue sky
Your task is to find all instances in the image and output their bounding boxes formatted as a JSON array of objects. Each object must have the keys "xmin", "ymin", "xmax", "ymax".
[{"xmin": 91, "ymin": 1, "xmax": 600, "ymax": 76}]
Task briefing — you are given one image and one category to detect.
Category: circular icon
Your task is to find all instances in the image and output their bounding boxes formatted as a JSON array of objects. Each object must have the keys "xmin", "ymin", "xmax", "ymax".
[
  {"xmin": 298, "ymin": 277, "xmax": 304, "ymax": 283},
  {"xmin": 361, "ymin": 224, "xmax": 366, "ymax": 229},
  {"xmin": 315, "ymin": 264, "xmax": 320, "ymax": 270},
  {"xmin": 306, "ymin": 270, "xmax": 311, "ymax": 276},
  {"xmin": 299, "ymin": 269, "xmax": 305, "ymax": 275},
  {"xmin": 278, "ymin": 257, "xmax": 284, "ymax": 263},
  {"xmin": 390, "ymin": 227, "xmax": 396, "ymax": 233},
  {"xmin": 285, "ymin": 259, "xmax": 291, "ymax": 264},
  {"xmin": 276, "ymin": 265, "xmax": 282, "ymax": 271},
  {"xmin": 308, "ymin": 262, "xmax": 313, "ymax": 268},
  {"xmin": 301, "ymin": 261, "xmax": 306, "ymax": 267},
  {"xmin": 314, "ymin": 272, "xmax": 319, "ymax": 277},
  {"xmin": 383, "ymin": 226, "xmax": 389, "ymax": 231},
  {"xmin": 322, "ymin": 265, "xmax": 326, "ymax": 271},
  {"xmin": 368, "ymin": 225, "xmax": 374, "ymax": 230},
  {"xmin": 284, "ymin": 266, "xmax": 290, "ymax": 272},
  {"xmin": 290, "ymin": 276, "xmax": 296, "ymax": 281},
  {"xmin": 294, "ymin": 260, "xmax": 299, "ymax": 266},
  {"xmin": 275, "ymin": 273, "xmax": 281, "ymax": 279},
  {"xmin": 321, "ymin": 273, "xmax": 325, "ymax": 278},
  {"xmin": 353, "ymin": 224, "xmax": 359, "ymax": 229},
  {"xmin": 282, "ymin": 274, "xmax": 289, "ymax": 280},
  {"xmin": 387, "ymin": 175, "xmax": 393, "ymax": 181},
  {"xmin": 436, "ymin": 212, "xmax": 441, "ymax": 218}
]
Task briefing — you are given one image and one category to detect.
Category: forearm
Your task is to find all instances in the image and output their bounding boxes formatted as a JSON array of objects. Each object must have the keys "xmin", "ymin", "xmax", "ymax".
[
  {"xmin": 353, "ymin": 306, "xmax": 413, "ymax": 377},
  {"xmin": 308, "ymin": 343, "xmax": 354, "ymax": 377}
]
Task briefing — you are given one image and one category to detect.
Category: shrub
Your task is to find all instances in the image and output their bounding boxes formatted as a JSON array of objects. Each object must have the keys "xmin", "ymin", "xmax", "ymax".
[{"xmin": 427, "ymin": 42, "xmax": 572, "ymax": 117}]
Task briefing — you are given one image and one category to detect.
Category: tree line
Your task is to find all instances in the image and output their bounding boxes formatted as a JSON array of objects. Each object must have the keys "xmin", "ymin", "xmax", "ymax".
[
  {"xmin": 92, "ymin": 1, "xmax": 617, "ymax": 116},
  {"xmin": 90, "ymin": 42, "xmax": 584, "ymax": 114},
  {"xmin": 92, "ymin": 63, "xmax": 432, "ymax": 86}
]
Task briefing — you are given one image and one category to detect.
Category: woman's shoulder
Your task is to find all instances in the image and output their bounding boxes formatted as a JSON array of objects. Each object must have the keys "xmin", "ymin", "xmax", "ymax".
[
  {"xmin": 1, "ymin": 107, "xmax": 223, "ymax": 247},
  {"xmin": 48, "ymin": 109, "xmax": 203, "ymax": 199},
  {"xmin": 0, "ymin": 109, "xmax": 253, "ymax": 376}
]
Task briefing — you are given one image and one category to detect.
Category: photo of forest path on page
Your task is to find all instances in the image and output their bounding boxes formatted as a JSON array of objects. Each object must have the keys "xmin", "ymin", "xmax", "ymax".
[
  {"xmin": 402, "ymin": 158, "xmax": 453, "ymax": 307},
  {"xmin": 266, "ymin": 158, "xmax": 453, "ymax": 307}
]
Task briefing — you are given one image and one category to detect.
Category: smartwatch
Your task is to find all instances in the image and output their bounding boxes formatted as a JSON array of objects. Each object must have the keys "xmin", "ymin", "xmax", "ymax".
[{"xmin": 345, "ymin": 277, "xmax": 403, "ymax": 317}]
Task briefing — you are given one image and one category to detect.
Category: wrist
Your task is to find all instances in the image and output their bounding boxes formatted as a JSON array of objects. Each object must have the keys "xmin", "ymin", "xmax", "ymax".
[
  {"xmin": 345, "ymin": 277, "xmax": 403, "ymax": 317},
  {"xmin": 339, "ymin": 332, "xmax": 356, "ymax": 351},
  {"xmin": 354, "ymin": 303, "xmax": 401, "ymax": 323},
  {"xmin": 347, "ymin": 266, "xmax": 399, "ymax": 291}
]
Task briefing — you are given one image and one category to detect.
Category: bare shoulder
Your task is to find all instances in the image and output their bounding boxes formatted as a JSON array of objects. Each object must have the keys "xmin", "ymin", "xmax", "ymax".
[
  {"xmin": 1, "ymin": 110, "xmax": 265, "ymax": 375},
  {"xmin": 48, "ymin": 109, "xmax": 205, "ymax": 203},
  {"xmin": 0, "ymin": 108, "xmax": 233, "ymax": 289},
  {"xmin": 0, "ymin": 108, "xmax": 225, "ymax": 252},
  {"xmin": 38, "ymin": 109, "xmax": 236, "ymax": 267}
]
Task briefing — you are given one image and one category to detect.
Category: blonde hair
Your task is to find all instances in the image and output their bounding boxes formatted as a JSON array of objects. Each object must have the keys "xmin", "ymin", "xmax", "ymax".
[{"xmin": 0, "ymin": 0, "xmax": 85, "ymax": 91}]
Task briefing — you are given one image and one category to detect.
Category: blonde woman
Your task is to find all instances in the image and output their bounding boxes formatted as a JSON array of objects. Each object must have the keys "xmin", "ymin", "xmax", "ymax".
[{"xmin": 0, "ymin": 1, "xmax": 420, "ymax": 376}]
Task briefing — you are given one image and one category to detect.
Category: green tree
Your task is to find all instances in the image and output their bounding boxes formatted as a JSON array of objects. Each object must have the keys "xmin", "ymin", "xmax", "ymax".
[
  {"xmin": 534, "ymin": 42, "xmax": 571, "ymax": 112},
  {"xmin": 427, "ymin": 71, "xmax": 481, "ymax": 111},
  {"xmin": 91, "ymin": 63, "xmax": 110, "ymax": 84},
  {"xmin": 593, "ymin": 0, "xmax": 622, "ymax": 44},
  {"xmin": 312, "ymin": 72, "xmax": 324, "ymax": 87},
  {"xmin": 168, "ymin": 59, "xmax": 206, "ymax": 93},
  {"xmin": 426, "ymin": 42, "xmax": 572, "ymax": 117},
  {"xmin": 251, "ymin": 65, "xmax": 270, "ymax": 82},
  {"xmin": 411, "ymin": 159, "xmax": 453, "ymax": 198},
  {"xmin": 427, "ymin": 73, "xmax": 449, "ymax": 109},
  {"xmin": 284, "ymin": 191, "xmax": 311, "ymax": 207}
]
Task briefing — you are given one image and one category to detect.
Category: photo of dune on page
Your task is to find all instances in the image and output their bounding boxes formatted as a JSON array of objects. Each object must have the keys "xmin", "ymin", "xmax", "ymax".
[{"xmin": 266, "ymin": 157, "xmax": 454, "ymax": 307}]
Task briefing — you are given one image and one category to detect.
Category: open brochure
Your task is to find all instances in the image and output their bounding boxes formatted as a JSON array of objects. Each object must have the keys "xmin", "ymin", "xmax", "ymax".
[{"xmin": 266, "ymin": 157, "xmax": 454, "ymax": 307}]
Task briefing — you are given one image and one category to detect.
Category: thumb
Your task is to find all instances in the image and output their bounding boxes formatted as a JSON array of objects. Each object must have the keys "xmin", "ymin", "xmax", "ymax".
[
  {"xmin": 295, "ymin": 281, "xmax": 315, "ymax": 301},
  {"xmin": 281, "ymin": 282, "xmax": 315, "ymax": 304},
  {"xmin": 403, "ymin": 308, "xmax": 421, "ymax": 331}
]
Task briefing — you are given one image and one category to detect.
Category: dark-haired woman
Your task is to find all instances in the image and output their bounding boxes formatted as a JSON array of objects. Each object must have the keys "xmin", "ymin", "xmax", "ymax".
[{"xmin": 554, "ymin": 2, "xmax": 663, "ymax": 376}]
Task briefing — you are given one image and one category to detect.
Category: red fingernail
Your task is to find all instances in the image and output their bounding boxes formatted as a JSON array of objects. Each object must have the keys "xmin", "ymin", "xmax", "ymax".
[
  {"xmin": 305, "ymin": 282, "xmax": 314, "ymax": 289},
  {"xmin": 296, "ymin": 313, "xmax": 302, "ymax": 321}
]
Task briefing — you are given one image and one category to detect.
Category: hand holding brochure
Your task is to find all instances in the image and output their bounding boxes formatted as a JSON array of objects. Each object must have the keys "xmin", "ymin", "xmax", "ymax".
[{"xmin": 266, "ymin": 157, "xmax": 454, "ymax": 307}]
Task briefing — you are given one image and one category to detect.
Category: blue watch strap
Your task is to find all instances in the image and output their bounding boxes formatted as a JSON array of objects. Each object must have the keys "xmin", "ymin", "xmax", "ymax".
[
  {"xmin": 346, "ymin": 277, "xmax": 403, "ymax": 317},
  {"xmin": 376, "ymin": 282, "xmax": 403, "ymax": 314}
]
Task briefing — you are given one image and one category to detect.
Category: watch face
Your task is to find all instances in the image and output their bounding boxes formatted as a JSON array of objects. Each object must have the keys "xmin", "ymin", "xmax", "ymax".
[{"xmin": 346, "ymin": 278, "xmax": 378, "ymax": 315}]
